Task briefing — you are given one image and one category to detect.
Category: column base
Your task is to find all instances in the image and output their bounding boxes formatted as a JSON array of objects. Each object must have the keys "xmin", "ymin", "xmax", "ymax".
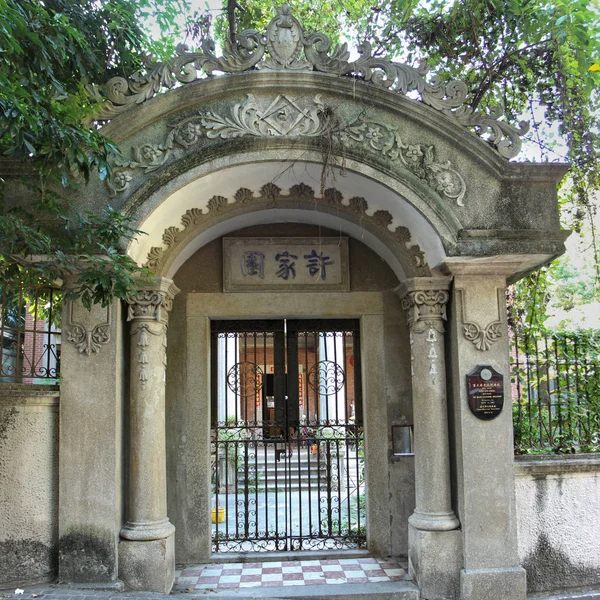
[
  {"xmin": 460, "ymin": 566, "xmax": 526, "ymax": 600},
  {"xmin": 409, "ymin": 524, "xmax": 462, "ymax": 600},
  {"xmin": 408, "ymin": 509, "xmax": 460, "ymax": 531},
  {"xmin": 119, "ymin": 534, "xmax": 175, "ymax": 593},
  {"xmin": 120, "ymin": 518, "xmax": 175, "ymax": 541}
]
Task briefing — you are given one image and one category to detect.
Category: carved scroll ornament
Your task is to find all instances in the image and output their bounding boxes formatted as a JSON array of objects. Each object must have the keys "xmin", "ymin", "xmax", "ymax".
[
  {"xmin": 108, "ymin": 94, "xmax": 466, "ymax": 207},
  {"xmin": 459, "ymin": 287, "xmax": 504, "ymax": 351},
  {"xmin": 66, "ymin": 323, "xmax": 110, "ymax": 356},
  {"xmin": 401, "ymin": 289, "xmax": 449, "ymax": 334},
  {"xmin": 90, "ymin": 4, "xmax": 528, "ymax": 158},
  {"xmin": 463, "ymin": 321, "xmax": 502, "ymax": 351},
  {"xmin": 126, "ymin": 288, "xmax": 175, "ymax": 323}
]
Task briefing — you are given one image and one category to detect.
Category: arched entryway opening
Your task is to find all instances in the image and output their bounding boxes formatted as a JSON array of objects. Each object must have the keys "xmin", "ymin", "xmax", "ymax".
[
  {"xmin": 163, "ymin": 219, "xmax": 406, "ymax": 562},
  {"xmin": 130, "ymin": 161, "xmax": 446, "ymax": 563}
]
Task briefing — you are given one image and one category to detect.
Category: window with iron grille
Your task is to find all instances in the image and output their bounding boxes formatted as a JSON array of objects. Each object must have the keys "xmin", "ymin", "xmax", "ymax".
[{"xmin": 0, "ymin": 283, "xmax": 62, "ymax": 383}]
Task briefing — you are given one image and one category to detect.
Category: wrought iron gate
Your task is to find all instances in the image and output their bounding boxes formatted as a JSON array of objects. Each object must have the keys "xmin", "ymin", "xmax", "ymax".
[{"xmin": 210, "ymin": 319, "xmax": 365, "ymax": 552}]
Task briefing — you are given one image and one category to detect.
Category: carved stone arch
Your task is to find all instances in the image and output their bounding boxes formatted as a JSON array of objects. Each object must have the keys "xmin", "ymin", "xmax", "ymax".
[
  {"xmin": 121, "ymin": 150, "xmax": 458, "ymax": 278},
  {"xmin": 140, "ymin": 183, "xmax": 431, "ymax": 280}
]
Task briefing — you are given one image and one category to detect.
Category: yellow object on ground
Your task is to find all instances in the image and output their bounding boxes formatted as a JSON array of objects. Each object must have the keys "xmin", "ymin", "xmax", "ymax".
[{"xmin": 212, "ymin": 506, "xmax": 225, "ymax": 523}]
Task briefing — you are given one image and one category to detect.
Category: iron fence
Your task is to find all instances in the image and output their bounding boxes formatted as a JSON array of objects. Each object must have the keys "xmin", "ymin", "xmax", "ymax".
[
  {"xmin": 511, "ymin": 329, "xmax": 600, "ymax": 454},
  {"xmin": 0, "ymin": 283, "xmax": 62, "ymax": 382}
]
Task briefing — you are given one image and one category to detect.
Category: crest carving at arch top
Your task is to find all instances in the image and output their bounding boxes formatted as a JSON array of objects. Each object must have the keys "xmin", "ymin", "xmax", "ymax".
[{"xmin": 90, "ymin": 4, "xmax": 528, "ymax": 159}]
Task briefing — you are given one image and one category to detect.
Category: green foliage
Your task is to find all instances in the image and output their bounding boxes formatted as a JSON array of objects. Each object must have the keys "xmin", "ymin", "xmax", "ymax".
[
  {"xmin": 2, "ymin": 0, "xmax": 599, "ymax": 310},
  {"xmin": 511, "ymin": 329, "xmax": 600, "ymax": 454},
  {"xmin": 219, "ymin": 0, "xmax": 600, "ymax": 292},
  {"xmin": 215, "ymin": 0, "xmax": 377, "ymax": 45},
  {"xmin": 0, "ymin": 0, "xmax": 187, "ymax": 305}
]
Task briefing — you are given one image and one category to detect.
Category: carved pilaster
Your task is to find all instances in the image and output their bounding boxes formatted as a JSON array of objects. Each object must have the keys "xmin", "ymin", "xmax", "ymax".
[
  {"xmin": 122, "ymin": 278, "xmax": 179, "ymax": 543},
  {"xmin": 396, "ymin": 277, "xmax": 459, "ymax": 533}
]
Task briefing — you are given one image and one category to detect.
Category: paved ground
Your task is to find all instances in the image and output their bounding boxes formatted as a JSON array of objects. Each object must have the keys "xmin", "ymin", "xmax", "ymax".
[
  {"xmin": 174, "ymin": 557, "xmax": 407, "ymax": 590},
  {"xmin": 3, "ymin": 556, "xmax": 600, "ymax": 600}
]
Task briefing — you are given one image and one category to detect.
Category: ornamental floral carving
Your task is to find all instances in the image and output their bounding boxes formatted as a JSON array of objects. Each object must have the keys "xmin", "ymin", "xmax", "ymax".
[
  {"xmin": 91, "ymin": 4, "xmax": 528, "ymax": 158},
  {"xmin": 126, "ymin": 284, "xmax": 177, "ymax": 323},
  {"xmin": 65, "ymin": 303, "xmax": 111, "ymax": 356},
  {"xmin": 143, "ymin": 183, "xmax": 430, "ymax": 278},
  {"xmin": 459, "ymin": 288, "xmax": 504, "ymax": 351},
  {"xmin": 66, "ymin": 323, "xmax": 110, "ymax": 356},
  {"xmin": 108, "ymin": 94, "xmax": 466, "ymax": 206},
  {"xmin": 131, "ymin": 323, "xmax": 163, "ymax": 389},
  {"xmin": 463, "ymin": 321, "xmax": 503, "ymax": 351},
  {"xmin": 338, "ymin": 119, "xmax": 466, "ymax": 206}
]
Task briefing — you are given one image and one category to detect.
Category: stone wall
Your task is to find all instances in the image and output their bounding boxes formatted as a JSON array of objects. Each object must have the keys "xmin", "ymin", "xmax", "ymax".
[
  {"xmin": 0, "ymin": 384, "xmax": 59, "ymax": 588},
  {"xmin": 515, "ymin": 454, "xmax": 600, "ymax": 593}
]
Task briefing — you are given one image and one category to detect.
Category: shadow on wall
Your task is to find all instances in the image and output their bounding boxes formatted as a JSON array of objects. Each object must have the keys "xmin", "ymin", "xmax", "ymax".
[{"xmin": 524, "ymin": 532, "xmax": 600, "ymax": 593}]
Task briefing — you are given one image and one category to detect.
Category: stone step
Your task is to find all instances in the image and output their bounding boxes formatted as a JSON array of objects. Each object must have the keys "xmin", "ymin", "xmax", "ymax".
[{"xmin": 179, "ymin": 581, "xmax": 419, "ymax": 600}]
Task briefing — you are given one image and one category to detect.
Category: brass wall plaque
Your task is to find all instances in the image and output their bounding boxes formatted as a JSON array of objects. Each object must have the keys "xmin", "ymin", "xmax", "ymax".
[{"xmin": 466, "ymin": 365, "xmax": 504, "ymax": 420}]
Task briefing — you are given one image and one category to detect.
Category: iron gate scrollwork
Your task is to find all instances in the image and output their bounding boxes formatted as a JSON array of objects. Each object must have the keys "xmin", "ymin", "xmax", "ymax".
[{"xmin": 210, "ymin": 319, "xmax": 365, "ymax": 552}]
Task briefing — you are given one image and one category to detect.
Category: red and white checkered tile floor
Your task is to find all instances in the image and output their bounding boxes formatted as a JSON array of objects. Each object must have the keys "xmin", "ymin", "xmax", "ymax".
[{"xmin": 175, "ymin": 557, "xmax": 409, "ymax": 590}]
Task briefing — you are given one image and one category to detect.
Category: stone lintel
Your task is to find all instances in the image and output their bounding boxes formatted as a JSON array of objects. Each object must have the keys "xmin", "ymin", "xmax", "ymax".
[{"xmin": 440, "ymin": 253, "xmax": 564, "ymax": 279}]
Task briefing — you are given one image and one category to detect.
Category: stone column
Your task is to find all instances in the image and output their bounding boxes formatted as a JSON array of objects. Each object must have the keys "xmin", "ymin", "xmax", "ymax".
[
  {"xmin": 443, "ymin": 264, "xmax": 526, "ymax": 600},
  {"xmin": 397, "ymin": 277, "xmax": 462, "ymax": 600},
  {"xmin": 119, "ymin": 278, "xmax": 179, "ymax": 593}
]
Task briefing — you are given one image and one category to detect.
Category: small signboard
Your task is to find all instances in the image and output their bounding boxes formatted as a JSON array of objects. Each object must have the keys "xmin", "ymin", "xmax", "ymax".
[
  {"xmin": 223, "ymin": 237, "xmax": 349, "ymax": 292},
  {"xmin": 466, "ymin": 365, "xmax": 504, "ymax": 420}
]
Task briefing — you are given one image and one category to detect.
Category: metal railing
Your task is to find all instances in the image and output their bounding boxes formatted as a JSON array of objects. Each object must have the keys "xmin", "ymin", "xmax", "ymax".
[
  {"xmin": 0, "ymin": 283, "xmax": 62, "ymax": 382},
  {"xmin": 511, "ymin": 329, "xmax": 600, "ymax": 454}
]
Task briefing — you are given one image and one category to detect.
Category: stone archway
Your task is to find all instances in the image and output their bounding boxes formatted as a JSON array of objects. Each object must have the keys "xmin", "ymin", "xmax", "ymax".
[{"xmin": 50, "ymin": 6, "xmax": 569, "ymax": 599}]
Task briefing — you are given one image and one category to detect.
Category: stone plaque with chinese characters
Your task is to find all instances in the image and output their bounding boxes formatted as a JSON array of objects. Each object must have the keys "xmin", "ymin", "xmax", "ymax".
[
  {"xmin": 223, "ymin": 237, "xmax": 349, "ymax": 292},
  {"xmin": 466, "ymin": 365, "xmax": 504, "ymax": 420}
]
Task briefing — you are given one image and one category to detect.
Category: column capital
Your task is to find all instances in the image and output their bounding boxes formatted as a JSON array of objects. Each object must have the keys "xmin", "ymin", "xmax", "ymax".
[
  {"xmin": 126, "ymin": 277, "xmax": 180, "ymax": 323},
  {"xmin": 396, "ymin": 277, "xmax": 452, "ymax": 333}
]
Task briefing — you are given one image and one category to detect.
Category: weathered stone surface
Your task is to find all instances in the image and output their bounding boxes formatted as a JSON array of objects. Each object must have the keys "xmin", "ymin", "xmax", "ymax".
[
  {"xmin": 0, "ymin": 386, "xmax": 59, "ymax": 587},
  {"xmin": 59, "ymin": 297, "xmax": 124, "ymax": 584},
  {"xmin": 445, "ymin": 269, "xmax": 525, "ymax": 598},
  {"xmin": 58, "ymin": 531, "xmax": 115, "ymax": 583},
  {"xmin": 409, "ymin": 527, "xmax": 462, "ymax": 600},
  {"xmin": 92, "ymin": 5, "xmax": 528, "ymax": 160},
  {"xmin": 460, "ymin": 566, "xmax": 527, "ymax": 600},
  {"xmin": 0, "ymin": 16, "xmax": 574, "ymax": 597},
  {"xmin": 119, "ymin": 536, "xmax": 175, "ymax": 593},
  {"xmin": 516, "ymin": 455, "xmax": 600, "ymax": 593},
  {"xmin": 0, "ymin": 538, "xmax": 57, "ymax": 587}
]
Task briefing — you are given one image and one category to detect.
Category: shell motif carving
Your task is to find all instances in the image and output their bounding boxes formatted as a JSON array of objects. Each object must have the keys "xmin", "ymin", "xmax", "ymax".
[
  {"xmin": 91, "ymin": 4, "xmax": 528, "ymax": 158},
  {"xmin": 143, "ymin": 183, "xmax": 431, "ymax": 278}
]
